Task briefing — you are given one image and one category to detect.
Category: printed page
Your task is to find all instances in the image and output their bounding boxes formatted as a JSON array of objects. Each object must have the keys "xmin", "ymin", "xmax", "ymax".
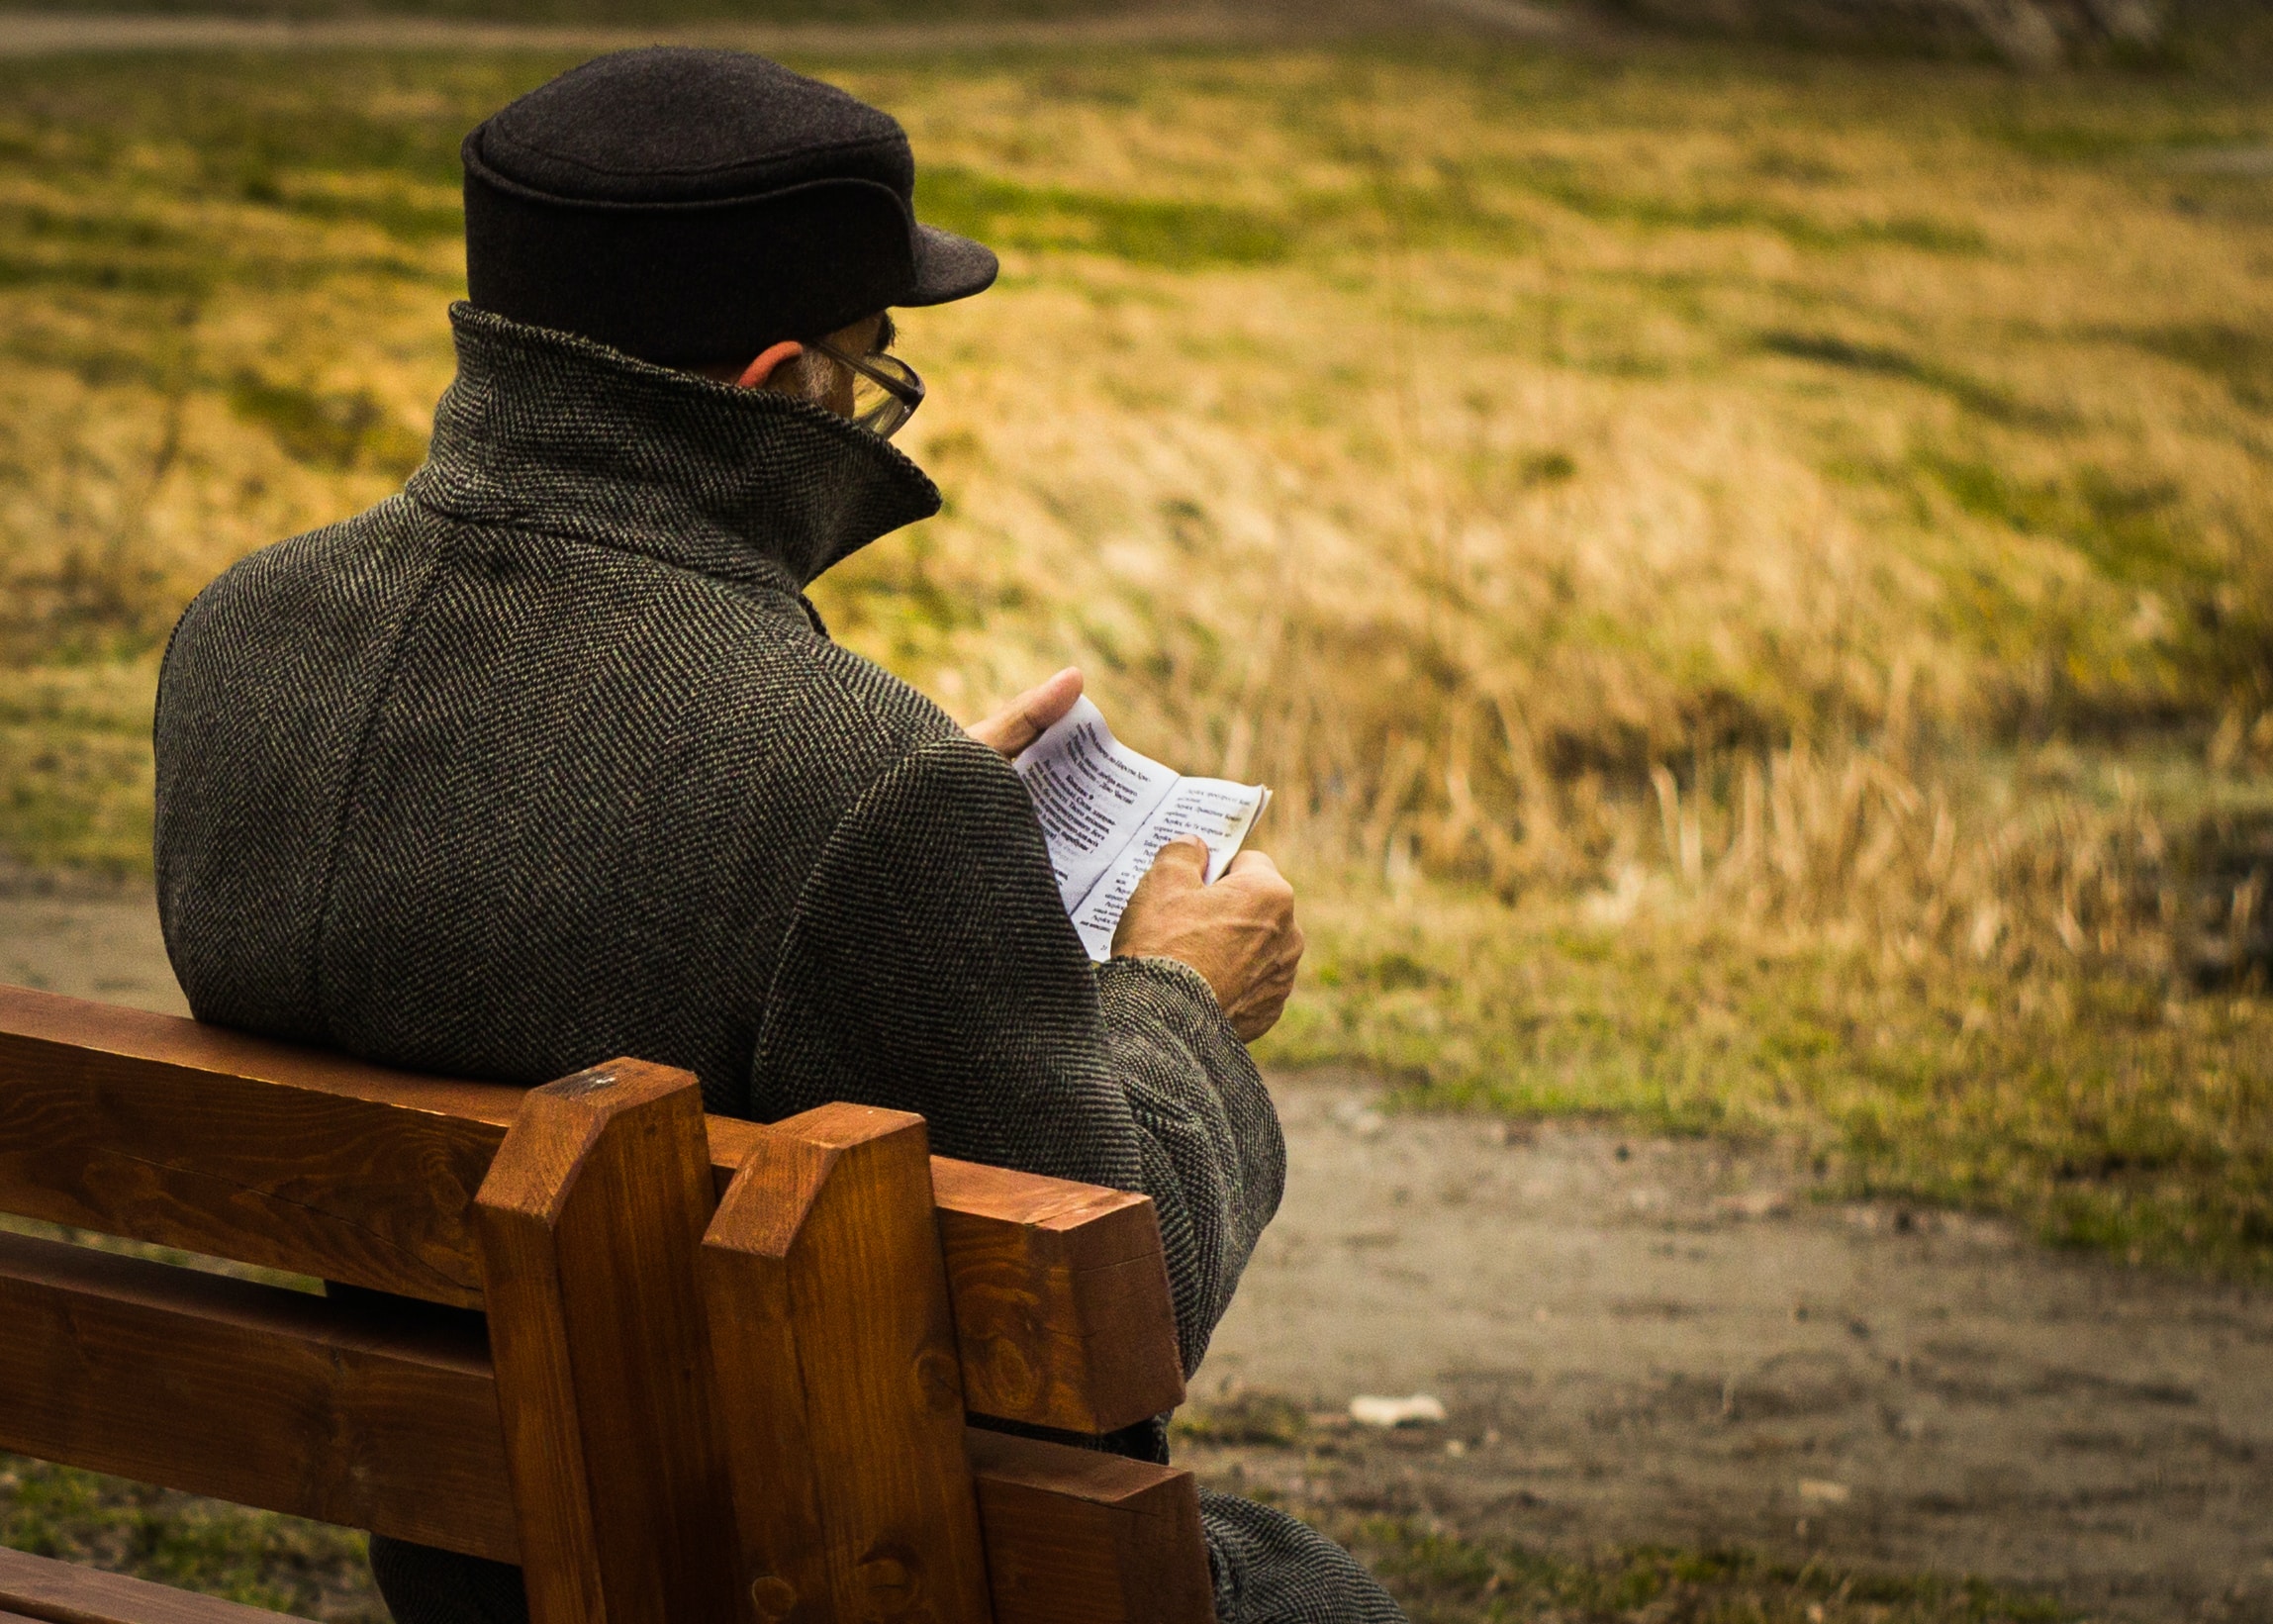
[
  {"xmin": 1066, "ymin": 777, "xmax": 1273, "ymax": 962},
  {"xmin": 1012, "ymin": 697, "xmax": 1181, "ymax": 916}
]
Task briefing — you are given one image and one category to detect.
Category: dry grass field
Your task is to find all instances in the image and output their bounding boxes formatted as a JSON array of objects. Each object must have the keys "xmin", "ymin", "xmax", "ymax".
[
  {"xmin": 4, "ymin": 26, "xmax": 2273, "ymax": 1620},
  {"xmin": 2, "ymin": 25, "xmax": 2272, "ymax": 1292}
]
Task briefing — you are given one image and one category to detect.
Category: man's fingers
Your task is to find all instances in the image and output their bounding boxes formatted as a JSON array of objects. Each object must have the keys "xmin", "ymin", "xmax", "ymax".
[
  {"xmin": 1222, "ymin": 849, "xmax": 1294, "ymax": 910},
  {"xmin": 1111, "ymin": 837, "xmax": 1211, "ymax": 954},
  {"xmin": 1014, "ymin": 666, "xmax": 1085, "ymax": 737},
  {"xmin": 966, "ymin": 667, "xmax": 1083, "ymax": 758},
  {"xmin": 1146, "ymin": 835, "xmax": 1212, "ymax": 882},
  {"xmin": 966, "ymin": 670, "xmax": 1078, "ymax": 757},
  {"xmin": 1224, "ymin": 850, "xmax": 1283, "ymax": 882}
]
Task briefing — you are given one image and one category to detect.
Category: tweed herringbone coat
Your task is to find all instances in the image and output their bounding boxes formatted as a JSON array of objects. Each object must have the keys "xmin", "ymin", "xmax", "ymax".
[{"xmin": 152, "ymin": 305, "xmax": 1401, "ymax": 1624}]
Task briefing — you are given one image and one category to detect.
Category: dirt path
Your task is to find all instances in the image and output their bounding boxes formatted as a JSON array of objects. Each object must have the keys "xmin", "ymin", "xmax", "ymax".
[
  {"xmin": 1197, "ymin": 1081, "xmax": 2273, "ymax": 1621},
  {"xmin": 0, "ymin": 0, "xmax": 1574, "ymax": 57},
  {"xmin": 0, "ymin": 881, "xmax": 191, "ymax": 1016},
  {"xmin": 4, "ymin": 885, "xmax": 2268, "ymax": 1620}
]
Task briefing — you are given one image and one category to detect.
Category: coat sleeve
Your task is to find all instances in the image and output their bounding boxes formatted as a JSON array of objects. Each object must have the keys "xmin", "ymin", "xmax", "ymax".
[{"xmin": 748, "ymin": 732, "xmax": 1284, "ymax": 1375}]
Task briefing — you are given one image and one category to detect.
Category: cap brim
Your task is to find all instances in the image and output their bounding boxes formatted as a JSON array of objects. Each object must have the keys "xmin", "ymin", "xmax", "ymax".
[{"xmin": 903, "ymin": 224, "xmax": 998, "ymax": 307}]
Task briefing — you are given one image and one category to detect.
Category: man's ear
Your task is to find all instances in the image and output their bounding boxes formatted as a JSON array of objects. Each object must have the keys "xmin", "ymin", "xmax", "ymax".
[{"xmin": 735, "ymin": 340, "xmax": 805, "ymax": 390}]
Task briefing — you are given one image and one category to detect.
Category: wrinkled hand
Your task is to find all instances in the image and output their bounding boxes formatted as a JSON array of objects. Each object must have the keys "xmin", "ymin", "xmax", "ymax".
[
  {"xmin": 966, "ymin": 668, "xmax": 1084, "ymax": 759},
  {"xmin": 1113, "ymin": 837, "xmax": 1303, "ymax": 1042}
]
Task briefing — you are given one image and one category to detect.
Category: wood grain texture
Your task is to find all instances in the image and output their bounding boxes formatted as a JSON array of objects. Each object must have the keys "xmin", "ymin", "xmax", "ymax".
[
  {"xmin": 702, "ymin": 1103, "xmax": 993, "ymax": 1624},
  {"xmin": 928, "ymin": 1159, "xmax": 1185, "ymax": 1434},
  {"xmin": 0, "ymin": 1545, "xmax": 297, "ymax": 1624},
  {"xmin": 0, "ymin": 985, "xmax": 519, "ymax": 1306},
  {"xmin": 710, "ymin": 1125, "xmax": 1185, "ymax": 1435},
  {"xmin": 0, "ymin": 1230, "xmax": 516, "ymax": 1561},
  {"xmin": 474, "ymin": 1060, "xmax": 739, "ymax": 1624},
  {"xmin": 966, "ymin": 1430, "xmax": 1215, "ymax": 1624}
]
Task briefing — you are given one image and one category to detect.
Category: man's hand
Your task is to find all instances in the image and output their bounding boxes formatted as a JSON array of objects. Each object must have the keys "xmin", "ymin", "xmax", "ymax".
[
  {"xmin": 967, "ymin": 668, "xmax": 1084, "ymax": 759},
  {"xmin": 1113, "ymin": 837, "xmax": 1303, "ymax": 1042}
]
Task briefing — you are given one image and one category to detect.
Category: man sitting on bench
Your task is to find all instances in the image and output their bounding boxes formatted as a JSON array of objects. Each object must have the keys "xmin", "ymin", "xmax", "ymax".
[{"xmin": 150, "ymin": 47, "xmax": 1401, "ymax": 1624}]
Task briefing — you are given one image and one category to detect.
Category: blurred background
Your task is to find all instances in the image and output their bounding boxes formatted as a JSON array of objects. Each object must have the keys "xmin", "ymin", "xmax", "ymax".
[{"xmin": 0, "ymin": 0, "xmax": 2269, "ymax": 1618}]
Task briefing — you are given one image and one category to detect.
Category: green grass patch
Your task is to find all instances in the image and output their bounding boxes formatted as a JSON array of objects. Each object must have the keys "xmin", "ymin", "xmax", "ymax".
[
  {"xmin": 1755, "ymin": 332, "xmax": 2064, "ymax": 429},
  {"xmin": 1, "ymin": 1456, "xmax": 380, "ymax": 1619},
  {"xmin": 1912, "ymin": 449, "xmax": 2216, "ymax": 589},
  {"xmin": 0, "ymin": 664, "xmax": 158, "ymax": 874},
  {"xmin": 1334, "ymin": 1514, "xmax": 2065, "ymax": 1624},
  {"xmin": 916, "ymin": 166, "xmax": 1292, "ymax": 269},
  {"xmin": 228, "ymin": 373, "xmax": 427, "ymax": 477},
  {"xmin": 1261, "ymin": 877, "xmax": 2273, "ymax": 1283},
  {"xmin": 1505, "ymin": 160, "xmax": 1987, "ymax": 256},
  {"xmin": 2125, "ymin": 322, "xmax": 2273, "ymax": 414}
]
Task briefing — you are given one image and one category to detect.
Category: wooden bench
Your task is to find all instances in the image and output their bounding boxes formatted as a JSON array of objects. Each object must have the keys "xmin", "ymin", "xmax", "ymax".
[{"xmin": 0, "ymin": 984, "xmax": 1216, "ymax": 1624}]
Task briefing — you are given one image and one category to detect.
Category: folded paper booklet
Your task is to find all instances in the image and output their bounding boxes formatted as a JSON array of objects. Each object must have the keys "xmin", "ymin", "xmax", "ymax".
[{"xmin": 1014, "ymin": 697, "xmax": 1272, "ymax": 962}]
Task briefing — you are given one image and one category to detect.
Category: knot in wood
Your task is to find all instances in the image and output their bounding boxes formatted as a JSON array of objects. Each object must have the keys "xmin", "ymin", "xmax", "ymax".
[
  {"xmin": 748, "ymin": 1576, "xmax": 799, "ymax": 1620},
  {"xmin": 857, "ymin": 1551, "xmax": 928, "ymax": 1618},
  {"xmin": 912, "ymin": 1347, "xmax": 961, "ymax": 1413},
  {"xmin": 975, "ymin": 1333, "xmax": 1039, "ymax": 1408}
]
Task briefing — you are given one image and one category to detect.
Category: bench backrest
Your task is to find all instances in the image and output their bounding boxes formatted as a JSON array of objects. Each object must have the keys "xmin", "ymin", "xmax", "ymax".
[{"xmin": 0, "ymin": 984, "xmax": 1213, "ymax": 1624}]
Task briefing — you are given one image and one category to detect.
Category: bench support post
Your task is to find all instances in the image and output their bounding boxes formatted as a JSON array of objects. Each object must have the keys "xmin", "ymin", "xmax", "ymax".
[
  {"xmin": 474, "ymin": 1060, "xmax": 739, "ymax": 1624},
  {"xmin": 703, "ymin": 1102, "xmax": 994, "ymax": 1624}
]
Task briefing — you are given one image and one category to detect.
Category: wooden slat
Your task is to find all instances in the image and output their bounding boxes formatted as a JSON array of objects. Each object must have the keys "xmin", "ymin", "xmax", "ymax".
[
  {"xmin": 0, "ymin": 984, "xmax": 519, "ymax": 1307},
  {"xmin": 967, "ymin": 1431, "xmax": 1215, "ymax": 1624},
  {"xmin": 0, "ymin": 1231, "xmax": 516, "ymax": 1562},
  {"xmin": 0, "ymin": 987, "xmax": 1186, "ymax": 1433},
  {"xmin": 702, "ymin": 1103, "xmax": 993, "ymax": 1624},
  {"xmin": 474, "ymin": 1061, "xmax": 740, "ymax": 1624},
  {"xmin": 0, "ymin": 1547, "xmax": 288, "ymax": 1624},
  {"xmin": 929, "ymin": 1159, "xmax": 1185, "ymax": 1433}
]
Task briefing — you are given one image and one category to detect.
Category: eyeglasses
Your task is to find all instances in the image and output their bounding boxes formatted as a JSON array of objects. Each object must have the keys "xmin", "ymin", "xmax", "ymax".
[{"xmin": 807, "ymin": 336, "xmax": 924, "ymax": 441}]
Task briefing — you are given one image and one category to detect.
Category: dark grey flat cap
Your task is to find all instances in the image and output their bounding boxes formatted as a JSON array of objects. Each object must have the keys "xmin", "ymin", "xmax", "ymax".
[{"xmin": 462, "ymin": 48, "xmax": 998, "ymax": 365}]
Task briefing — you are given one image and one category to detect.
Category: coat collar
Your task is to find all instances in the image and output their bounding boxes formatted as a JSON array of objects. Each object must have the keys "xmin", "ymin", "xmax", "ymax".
[{"xmin": 407, "ymin": 303, "xmax": 942, "ymax": 595}]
